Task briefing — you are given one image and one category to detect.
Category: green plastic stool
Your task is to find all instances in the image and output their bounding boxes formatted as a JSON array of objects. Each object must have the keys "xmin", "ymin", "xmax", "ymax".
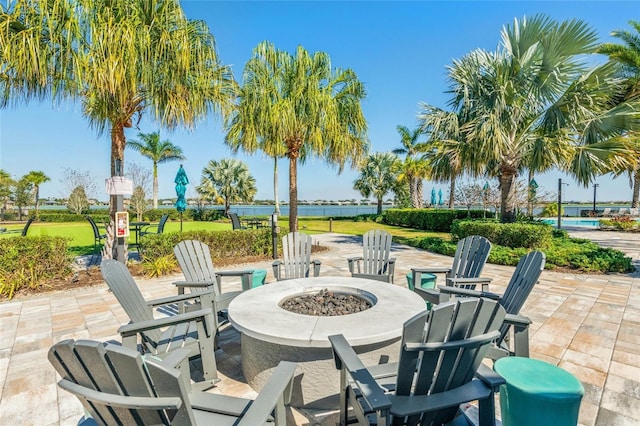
[
  {"xmin": 494, "ymin": 357, "xmax": 584, "ymax": 426},
  {"xmin": 405, "ymin": 272, "xmax": 436, "ymax": 291},
  {"xmin": 250, "ymin": 269, "xmax": 267, "ymax": 288}
]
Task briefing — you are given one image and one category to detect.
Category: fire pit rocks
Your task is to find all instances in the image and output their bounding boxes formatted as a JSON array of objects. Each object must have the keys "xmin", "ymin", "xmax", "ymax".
[{"xmin": 228, "ymin": 276, "xmax": 426, "ymax": 409}]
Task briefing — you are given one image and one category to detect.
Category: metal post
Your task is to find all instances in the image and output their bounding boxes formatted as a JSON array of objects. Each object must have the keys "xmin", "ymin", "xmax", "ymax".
[
  {"xmin": 329, "ymin": 218, "xmax": 333, "ymax": 232},
  {"xmin": 115, "ymin": 160, "xmax": 125, "ymax": 263},
  {"xmin": 593, "ymin": 184, "xmax": 599, "ymax": 216},
  {"xmin": 557, "ymin": 178, "xmax": 562, "ymax": 230},
  {"xmin": 271, "ymin": 213, "xmax": 279, "ymax": 260}
]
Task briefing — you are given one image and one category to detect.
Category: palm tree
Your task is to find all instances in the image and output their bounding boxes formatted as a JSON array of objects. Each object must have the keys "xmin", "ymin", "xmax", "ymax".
[
  {"xmin": 598, "ymin": 20, "xmax": 640, "ymax": 208},
  {"xmin": 226, "ymin": 41, "xmax": 368, "ymax": 231},
  {"xmin": 1, "ymin": 0, "xmax": 236, "ymax": 259},
  {"xmin": 353, "ymin": 152, "xmax": 402, "ymax": 214},
  {"xmin": 197, "ymin": 158, "xmax": 257, "ymax": 216},
  {"xmin": 392, "ymin": 125, "xmax": 428, "ymax": 208},
  {"xmin": 23, "ymin": 170, "xmax": 50, "ymax": 216},
  {"xmin": 127, "ymin": 132, "xmax": 185, "ymax": 209},
  {"xmin": 443, "ymin": 15, "xmax": 639, "ymax": 221}
]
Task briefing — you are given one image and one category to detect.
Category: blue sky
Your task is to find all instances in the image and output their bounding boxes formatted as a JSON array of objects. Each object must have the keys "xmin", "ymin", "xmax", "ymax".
[{"xmin": 0, "ymin": 1, "xmax": 637, "ymax": 204}]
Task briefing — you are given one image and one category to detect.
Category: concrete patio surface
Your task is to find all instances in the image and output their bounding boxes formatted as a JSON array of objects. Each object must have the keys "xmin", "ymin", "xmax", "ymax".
[{"xmin": 0, "ymin": 229, "xmax": 638, "ymax": 425}]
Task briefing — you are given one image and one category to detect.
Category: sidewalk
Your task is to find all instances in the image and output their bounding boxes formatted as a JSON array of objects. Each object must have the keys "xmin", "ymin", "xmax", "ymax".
[{"xmin": 0, "ymin": 230, "xmax": 638, "ymax": 425}]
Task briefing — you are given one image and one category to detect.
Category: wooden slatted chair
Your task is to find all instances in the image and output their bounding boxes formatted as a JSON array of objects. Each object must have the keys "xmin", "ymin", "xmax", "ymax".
[
  {"xmin": 329, "ymin": 297, "xmax": 507, "ymax": 426},
  {"xmin": 48, "ymin": 339, "xmax": 297, "ymax": 425},
  {"xmin": 410, "ymin": 235, "xmax": 492, "ymax": 292},
  {"xmin": 100, "ymin": 259, "xmax": 219, "ymax": 389},
  {"xmin": 272, "ymin": 232, "xmax": 321, "ymax": 280},
  {"xmin": 347, "ymin": 229, "xmax": 396, "ymax": 283},
  {"xmin": 173, "ymin": 240, "xmax": 255, "ymax": 334},
  {"xmin": 418, "ymin": 250, "xmax": 546, "ymax": 359}
]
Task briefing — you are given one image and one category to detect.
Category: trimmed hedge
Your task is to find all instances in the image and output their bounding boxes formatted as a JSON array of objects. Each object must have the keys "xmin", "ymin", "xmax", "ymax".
[
  {"xmin": 382, "ymin": 208, "xmax": 485, "ymax": 232},
  {"xmin": 451, "ymin": 220, "xmax": 554, "ymax": 249},
  {"xmin": 35, "ymin": 208, "xmax": 227, "ymax": 223},
  {"xmin": 140, "ymin": 228, "xmax": 277, "ymax": 264},
  {"xmin": 0, "ymin": 236, "xmax": 73, "ymax": 299}
]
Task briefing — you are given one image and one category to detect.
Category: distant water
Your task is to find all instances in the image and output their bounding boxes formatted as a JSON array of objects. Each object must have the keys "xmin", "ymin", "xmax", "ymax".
[{"xmin": 228, "ymin": 205, "xmax": 388, "ymax": 217}]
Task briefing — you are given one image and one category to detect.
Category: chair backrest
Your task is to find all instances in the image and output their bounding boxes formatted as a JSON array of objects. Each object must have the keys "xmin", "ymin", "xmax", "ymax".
[
  {"xmin": 48, "ymin": 339, "xmax": 195, "ymax": 425},
  {"xmin": 174, "ymin": 240, "xmax": 220, "ymax": 296},
  {"xmin": 85, "ymin": 215, "xmax": 102, "ymax": 240},
  {"xmin": 100, "ymin": 259, "xmax": 160, "ymax": 346},
  {"xmin": 21, "ymin": 217, "xmax": 34, "ymax": 237},
  {"xmin": 498, "ymin": 251, "xmax": 545, "ymax": 342},
  {"xmin": 601, "ymin": 208, "xmax": 612, "ymax": 216},
  {"xmin": 361, "ymin": 229, "xmax": 392, "ymax": 276},
  {"xmin": 229, "ymin": 212, "xmax": 243, "ymax": 230},
  {"xmin": 629, "ymin": 207, "xmax": 639, "ymax": 217},
  {"xmin": 449, "ymin": 235, "xmax": 492, "ymax": 280},
  {"xmin": 157, "ymin": 214, "xmax": 169, "ymax": 234},
  {"xmin": 395, "ymin": 298, "xmax": 506, "ymax": 424},
  {"xmin": 280, "ymin": 232, "xmax": 314, "ymax": 279}
]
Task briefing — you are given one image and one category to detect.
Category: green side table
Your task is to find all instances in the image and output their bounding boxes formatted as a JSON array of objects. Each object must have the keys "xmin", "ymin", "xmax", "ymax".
[
  {"xmin": 494, "ymin": 357, "xmax": 584, "ymax": 426},
  {"xmin": 405, "ymin": 272, "xmax": 436, "ymax": 291},
  {"xmin": 251, "ymin": 269, "xmax": 267, "ymax": 288}
]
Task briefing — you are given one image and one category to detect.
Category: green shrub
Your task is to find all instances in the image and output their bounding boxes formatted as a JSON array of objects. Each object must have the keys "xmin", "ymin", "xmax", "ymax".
[
  {"xmin": 382, "ymin": 208, "xmax": 485, "ymax": 232},
  {"xmin": 600, "ymin": 216, "xmax": 640, "ymax": 232},
  {"xmin": 0, "ymin": 236, "xmax": 73, "ymax": 299},
  {"xmin": 540, "ymin": 202, "xmax": 563, "ymax": 217},
  {"xmin": 140, "ymin": 228, "xmax": 274, "ymax": 272},
  {"xmin": 451, "ymin": 220, "xmax": 553, "ymax": 249}
]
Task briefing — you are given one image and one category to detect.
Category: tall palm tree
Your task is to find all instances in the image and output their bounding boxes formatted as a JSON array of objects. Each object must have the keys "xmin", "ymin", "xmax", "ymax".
[
  {"xmin": 353, "ymin": 152, "xmax": 402, "ymax": 214},
  {"xmin": 392, "ymin": 125, "xmax": 428, "ymax": 208},
  {"xmin": 598, "ymin": 20, "xmax": 640, "ymax": 208},
  {"xmin": 197, "ymin": 158, "xmax": 257, "ymax": 216},
  {"xmin": 444, "ymin": 15, "xmax": 639, "ymax": 221},
  {"xmin": 23, "ymin": 170, "xmax": 50, "ymax": 216},
  {"xmin": 226, "ymin": 41, "xmax": 368, "ymax": 231},
  {"xmin": 127, "ymin": 131, "xmax": 185, "ymax": 209},
  {"xmin": 1, "ymin": 0, "xmax": 236, "ymax": 259}
]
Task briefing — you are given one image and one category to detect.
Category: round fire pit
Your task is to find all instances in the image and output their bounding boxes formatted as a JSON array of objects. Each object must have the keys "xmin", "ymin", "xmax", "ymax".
[
  {"xmin": 228, "ymin": 276, "xmax": 426, "ymax": 409},
  {"xmin": 280, "ymin": 288, "xmax": 374, "ymax": 316}
]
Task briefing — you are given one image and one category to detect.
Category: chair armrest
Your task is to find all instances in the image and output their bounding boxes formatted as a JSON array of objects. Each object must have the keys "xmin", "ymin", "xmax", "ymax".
[
  {"xmin": 347, "ymin": 256, "xmax": 363, "ymax": 274},
  {"xmin": 412, "ymin": 287, "xmax": 442, "ymax": 305},
  {"xmin": 216, "ymin": 270, "xmax": 255, "ymax": 291},
  {"xmin": 173, "ymin": 280, "xmax": 216, "ymax": 289},
  {"xmin": 329, "ymin": 334, "xmax": 392, "ymax": 412},
  {"xmin": 146, "ymin": 291, "xmax": 214, "ymax": 307},
  {"xmin": 411, "ymin": 266, "xmax": 452, "ymax": 274},
  {"xmin": 312, "ymin": 260, "xmax": 322, "ymax": 277},
  {"xmin": 387, "ymin": 258, "xmax": 396, "ymax": 283},
  {"xmin": 504, "ymin": 313, "xmax": 532, "ymax": 327},
  {"xmin": 505, "ymin": 313, "xmax": 532, "ymax": 357},
  {"xmin": 437, "ymin": 285, "xmax": 501, "ymax": 300},
  {"xmin": 446, "ymin": 276, "xmax": 493, "ymax": 291},
  {"xmin": 237, "ymin": 361, "xmax": 298, "ymax": 426},
  {"xmin": 475, "ymin": 363, "xmax": 506, "ymax": 391},
  {"xmin": 118, "ymin": 308, "xmax": 214, "ymax": 336}
]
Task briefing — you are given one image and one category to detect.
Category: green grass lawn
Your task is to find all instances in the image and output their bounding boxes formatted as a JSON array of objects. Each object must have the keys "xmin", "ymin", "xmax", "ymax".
[{"xmin": 0, "ymin": 216, "xmax": 449, "ymax": 257}]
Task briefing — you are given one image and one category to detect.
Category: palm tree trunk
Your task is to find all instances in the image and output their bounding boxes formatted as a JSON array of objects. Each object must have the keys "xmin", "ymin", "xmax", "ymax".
[
  {"xmin": 527, "ymin": 169, "xmax": 534, "ymax": 215},
  {"xmin": 448, "ymin": 178, "xmax": 455, "ymax": 209},
  {"xmin": 499, "ymin": 169, "xmax": 517, "ymax": 223},
  {"xmin": 34, "ymin": 186, "xmax": 40, "ymax": 216},
  {"xmin": 289, "ymin": 156, "xmax": 298, "ymax": 232},
  {"xmin": 274, "ymin": 157, "xmax": 280, "ymax": 215},
  {"xmin": 377, "ymin": 197, "xmax": 383, "ymax": 214},
  {"xmin": 416, "ymin": 178, "xmax": 423, "ymax": 208},
  {"xmin": 632, "ymin": 165, "xmax": 640, "ymax": 208},
  {"xmin": 108, "ymin": 122, "xmax": 128, "ymax": 261},
  {"xmin": 153, "ymin": 162, "xmax": 159, "ymax": 209}
]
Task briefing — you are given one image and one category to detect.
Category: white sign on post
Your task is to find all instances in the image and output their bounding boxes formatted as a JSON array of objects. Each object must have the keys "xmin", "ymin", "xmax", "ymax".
[{"xmin": 105, "ymin": 177, "xmax": 134, "ymax": 195}]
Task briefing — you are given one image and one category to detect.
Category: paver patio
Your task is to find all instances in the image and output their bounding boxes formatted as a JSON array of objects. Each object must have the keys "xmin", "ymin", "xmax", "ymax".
[{"xmin": 0, "ymin": 229, "xmax": 638, "ymax": 425}]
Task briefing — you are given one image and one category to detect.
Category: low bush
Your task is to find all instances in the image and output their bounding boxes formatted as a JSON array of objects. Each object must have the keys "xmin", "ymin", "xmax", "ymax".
[
  {"xmin": 600, "ymin": 216, "xmax": 640, "ymax": 232},
  {"xmin": 382, "ymin": 208, "xmax": 485, "ymax": 232},
  {"xmin": 140, "ymin": 228, "xmax": 275, "ymax": 270},
  {"xmin": 407, "ymin": 233, "xmax": 633, "ymax": 273},
  {"xmin": 451, "ymin": 220, "xmax": 554, "ymax": 249},
  {"xmin": 0, "ymin": 236, "xmax": 73, "ymax": 299}
]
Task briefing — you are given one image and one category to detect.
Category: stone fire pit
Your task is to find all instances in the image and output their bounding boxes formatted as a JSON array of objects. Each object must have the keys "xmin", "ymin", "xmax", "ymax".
[{"xmin": 228, "ymin": 276, "xmax": 426, "ymax": 409}]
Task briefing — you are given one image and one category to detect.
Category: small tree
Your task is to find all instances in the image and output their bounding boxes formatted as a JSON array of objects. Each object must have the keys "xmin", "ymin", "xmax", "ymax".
[
  {"xmin": 12, "ymin": 177, "xmax": 33, "ymax": 220},
  {"xmin": 353, "ymin": 152, "xmax": 402, "ymax": 214},
  {"xmin": 126, "ymin": 162, "xmax": 152, "ymax": 220},
  {"xmin": 129, "ymin": 186, "xmax": 147, "ymax": 221},
  {"xmin": 453, "ymin": 180, "xmax": 483, "ymax": 216},
  {"xmin": 67, "ymin": 186, "xmax": 89, "ymax": 214},
  {"xmin": 0, "ymin": 170, "xmax": 15, "ymax": 221},
  {"xmin": 60, "ymin": 168, "xmax": 97, "ymax": 202},
  {"xmin": 197, "ymin": 159, "xmax": 257, "ymax": 216}
]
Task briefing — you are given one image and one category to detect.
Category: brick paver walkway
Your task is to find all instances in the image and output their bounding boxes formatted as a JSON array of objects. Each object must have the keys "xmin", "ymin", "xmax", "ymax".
[{"xmin": 1, "ymin": 229, "xmax": 638, "ymax": 425}]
